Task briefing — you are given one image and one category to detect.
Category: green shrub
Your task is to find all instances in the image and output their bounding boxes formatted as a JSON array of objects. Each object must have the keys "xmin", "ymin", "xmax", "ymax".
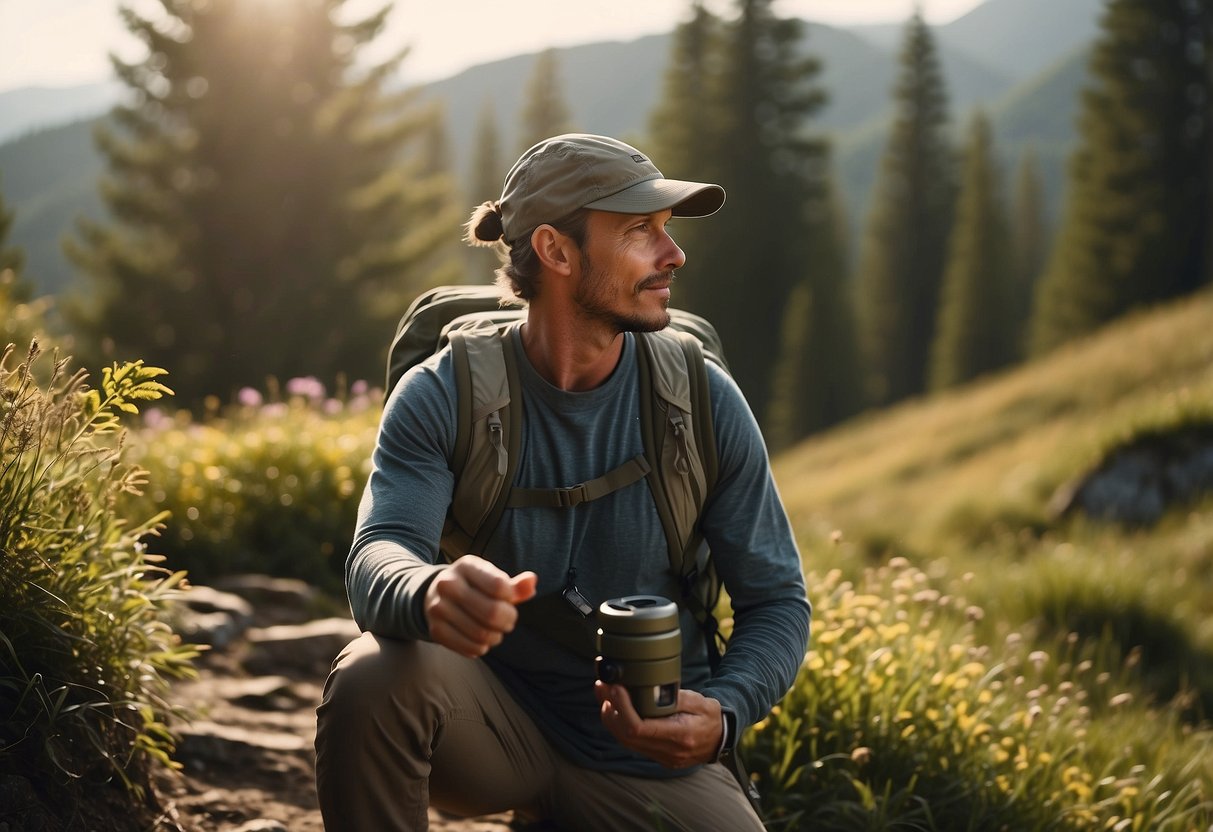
[
  {"xmin": 0, "ymin": 343, "xmax": 197, "ymax": 815},
  {"xmin": 745, "ymin": 559, "xmax": 1213, "ymax": 830},
  {"xmin": 124, "ymin": 379, "xmax": 379, "ymax": 594}
]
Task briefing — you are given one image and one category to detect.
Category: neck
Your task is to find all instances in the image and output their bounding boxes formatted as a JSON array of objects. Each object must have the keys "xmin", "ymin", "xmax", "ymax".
[{"xmin": 520, "ymin": 302, "xmax": 623, "ymax": 391}]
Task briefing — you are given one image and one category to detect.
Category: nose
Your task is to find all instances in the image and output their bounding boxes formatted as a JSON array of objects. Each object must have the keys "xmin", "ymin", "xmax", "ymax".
[{"xmin": 661, "ymin": 227, "xmax": 686, "ymax": 271}]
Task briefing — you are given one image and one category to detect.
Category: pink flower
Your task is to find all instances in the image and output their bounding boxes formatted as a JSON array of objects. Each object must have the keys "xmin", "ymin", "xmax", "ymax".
[
  {"xmin": 286, "ymin": 376, "xmax": 325, "ymax": 401},
  {"xmin": 237, "ymin": 387, "xmax": 263, "ymax": 407}
]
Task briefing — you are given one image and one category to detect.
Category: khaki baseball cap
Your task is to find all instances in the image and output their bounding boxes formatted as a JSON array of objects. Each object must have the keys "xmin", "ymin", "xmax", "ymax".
[{"xmin": 499, "ymin": 134, "xmax": 726, "ymax": 243}]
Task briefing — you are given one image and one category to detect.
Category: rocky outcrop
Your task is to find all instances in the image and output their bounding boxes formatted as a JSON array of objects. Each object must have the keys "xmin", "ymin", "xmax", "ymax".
[{"xmin": 1050, "ymin": 425, "xmax": 1213, "ymax": 526}]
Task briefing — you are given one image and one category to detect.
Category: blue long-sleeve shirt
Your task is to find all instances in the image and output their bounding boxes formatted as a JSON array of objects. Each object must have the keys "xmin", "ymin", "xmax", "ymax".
[{"xmin": 346, "ymin": 328, "xmax": 810, "ymax": 777}]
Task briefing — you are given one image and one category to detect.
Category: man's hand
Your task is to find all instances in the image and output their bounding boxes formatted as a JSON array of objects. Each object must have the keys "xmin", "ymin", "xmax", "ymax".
[
  {"xmin": 594, "ymin": 681, "xmax": 723, "ymax": 769},
  {"xmin": 424, "ymin": 555, "xmax": 537, "ymax": 658}
]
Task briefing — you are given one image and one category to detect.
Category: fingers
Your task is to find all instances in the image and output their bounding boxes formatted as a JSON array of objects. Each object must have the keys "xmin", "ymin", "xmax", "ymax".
[
  {"xmin": 424, "ymin": 557, "xmax": 534, "ymax": 658},
  {"xmin": 595, "ymin": 683, "xmax": 721, "ymax": 769},
  {"xmin": 596, "ymin": 681, "xmax": 642, "ymax": 746},
  {"xmin": 509, "ymin": 571, "xmax": 539, "ymax": 603}
]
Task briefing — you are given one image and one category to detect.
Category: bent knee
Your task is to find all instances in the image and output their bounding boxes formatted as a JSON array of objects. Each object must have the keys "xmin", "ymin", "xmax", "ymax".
[{"xmin": 319, "ymin": 633, "xmax": 461, "ymax": 718}]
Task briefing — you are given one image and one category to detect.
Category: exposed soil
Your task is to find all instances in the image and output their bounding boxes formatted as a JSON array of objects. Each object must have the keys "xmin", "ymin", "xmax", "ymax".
[{"xmin": 151, "ymin": 634, "xmax": 517, "ymax": 832}]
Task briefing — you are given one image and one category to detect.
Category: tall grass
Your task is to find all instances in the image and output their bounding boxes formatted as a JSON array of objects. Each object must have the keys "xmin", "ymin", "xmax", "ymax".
[
  {"xmin": 746, "ymin": 560, "xmax": 1213, "ymax": 830},
  {"xmin": 762, "ymin": 291, "xmax": 1213, "ymax": 827}
]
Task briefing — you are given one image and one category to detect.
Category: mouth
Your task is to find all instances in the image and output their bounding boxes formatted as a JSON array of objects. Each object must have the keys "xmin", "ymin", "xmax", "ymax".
[{"xmin": 638, "ymin": 272, "xmax": 674, "ymax": 295}]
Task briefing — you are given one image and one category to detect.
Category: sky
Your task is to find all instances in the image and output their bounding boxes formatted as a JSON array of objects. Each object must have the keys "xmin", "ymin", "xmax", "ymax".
[{"xmin": 0, "ymin": 0, "xmax": 986, "ymax": 94}]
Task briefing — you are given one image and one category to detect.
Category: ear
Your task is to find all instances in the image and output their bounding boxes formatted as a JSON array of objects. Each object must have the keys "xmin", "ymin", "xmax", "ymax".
[{"xmin": 531, "ymin": 224, "xmax": 578, "ymax": 276}]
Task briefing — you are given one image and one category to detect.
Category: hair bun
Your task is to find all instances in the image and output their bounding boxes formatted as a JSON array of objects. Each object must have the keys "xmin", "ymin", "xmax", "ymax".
[{"xmin": 465, "ymin": 201, "xmax": 505, "ymax": 246}]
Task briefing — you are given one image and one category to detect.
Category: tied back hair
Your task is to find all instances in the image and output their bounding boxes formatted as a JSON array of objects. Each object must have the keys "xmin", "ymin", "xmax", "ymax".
[
  {"xmin": 463, "ymin": 200, "xmax": 523, "ymax": 306},
  {"xmin": 465, "ymin": 201, "xmax": 506, "ymax": 247}
]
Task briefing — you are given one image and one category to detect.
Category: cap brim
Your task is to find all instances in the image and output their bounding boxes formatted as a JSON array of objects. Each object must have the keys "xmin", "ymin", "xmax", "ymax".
[{"xmin": 584, "ymin": 177, "xmax": 725, "ymax": 218}]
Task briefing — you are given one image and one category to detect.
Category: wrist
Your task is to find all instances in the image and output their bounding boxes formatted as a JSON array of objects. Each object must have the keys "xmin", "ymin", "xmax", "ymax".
[{"xmin": 715, "ymin": 707, "xmax": 738, "ymax": 763}]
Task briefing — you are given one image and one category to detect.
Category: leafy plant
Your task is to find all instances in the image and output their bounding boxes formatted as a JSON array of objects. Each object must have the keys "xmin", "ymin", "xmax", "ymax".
[{"xmin": 0, "ymin": 341, "xmax": 197, "ymax": 813}]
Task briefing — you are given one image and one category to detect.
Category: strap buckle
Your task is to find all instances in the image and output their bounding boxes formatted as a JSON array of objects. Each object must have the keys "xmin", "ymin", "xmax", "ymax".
[{"xmin": 556, "ymin": 483, "xmax": 590, "ymax": 507}]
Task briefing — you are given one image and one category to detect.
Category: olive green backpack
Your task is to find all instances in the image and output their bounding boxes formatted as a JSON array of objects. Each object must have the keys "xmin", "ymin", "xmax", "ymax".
[{"xmin": 386, "ymin": 284, "xmax": 730, "ymax": 667}]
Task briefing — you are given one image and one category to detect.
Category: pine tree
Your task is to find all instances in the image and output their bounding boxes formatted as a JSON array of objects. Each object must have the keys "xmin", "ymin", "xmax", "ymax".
[
  {"xmin": 469, "ymin": 99, "xmax": 504, "ymax": 206},
  {"xmin": 929, "ymin": 111, "xmax": 1015, "ymax": 390},
  {"xmin": 466, "ymin": 99, "xmax": 505, "ymax": 285},
  {"xmin": 648, "ymin": 1, "xmax": 725, "ymax": 315},
  {"xmin": 656, "ymin": 0, "xmax": 829, "ymax": 425},
  {"xmin": 0, "ymin": 177, "xmax": 46, "ymax": 351},
  {"xmin": 1030, "ymin": 0, "xmax": 1213, "ymax": 354},
  {"xmin": 517, "ymin": 49, "xmax": 574, "ymax": 152},
  {"xmin": 856, "ymin": 12, "xmax": 956, "ymax": 405},
  {"xmin": 0, "ymin": 174, "xmax": 25, "ymax": 277},
  {"xmin": 65, "ymin": 0, "xmax": 460, "ymax": 404},
  {"xmin": 1009, "ymin": 146, "xmax": 1049, "ymax": 357},
  {"xmin": 768, "ymin": 175, "xmax": 864, "ymax": 450},
  {"xmin": 413, "ymin": 104, "xmax": 465, "ymax": 288}
]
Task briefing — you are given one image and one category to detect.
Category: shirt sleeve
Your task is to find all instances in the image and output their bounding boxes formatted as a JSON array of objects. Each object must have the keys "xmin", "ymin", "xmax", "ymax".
[
  {"xmin": 344, "ymin": 354, "xmax": 458, "ymax": 639},
  {"xmin": 696, "ymin": 362, "xmax": 812, "ymax": 731}
]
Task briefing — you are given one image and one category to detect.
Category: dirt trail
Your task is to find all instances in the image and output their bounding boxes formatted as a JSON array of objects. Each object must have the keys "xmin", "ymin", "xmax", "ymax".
[{"xmin": 156, "ymin": 580, "xmax": 517, "ymax": 832}]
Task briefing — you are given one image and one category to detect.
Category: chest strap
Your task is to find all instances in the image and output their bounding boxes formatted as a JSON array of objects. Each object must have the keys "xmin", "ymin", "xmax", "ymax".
[{"xmin": 505, "ymin": 455, "xmax": 651, "ymax": 509}]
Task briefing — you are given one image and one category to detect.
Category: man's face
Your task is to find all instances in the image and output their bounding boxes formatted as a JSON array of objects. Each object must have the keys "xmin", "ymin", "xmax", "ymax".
[{"xmin": 572, "ymin": 209, "xmax": 687, "ymax": 333}]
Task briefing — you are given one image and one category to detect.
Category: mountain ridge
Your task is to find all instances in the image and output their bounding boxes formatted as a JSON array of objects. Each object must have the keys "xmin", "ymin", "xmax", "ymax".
[{"xmin": 0, "ymin": 1, "xmax": 1099, "ymax": 296}]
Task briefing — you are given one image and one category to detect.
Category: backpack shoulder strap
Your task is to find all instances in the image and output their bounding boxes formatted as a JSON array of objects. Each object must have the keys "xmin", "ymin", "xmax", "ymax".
[
  {"xmin": 636, "ymin": 330, "xmax": 725, "ymax": 665},
  {"xmin": 441, "ymin": 320, "xmax": 522, "ymax": 561},
  {"xmin": 637, "ymin": 331, "xmax": 710, "ymax": 551}
]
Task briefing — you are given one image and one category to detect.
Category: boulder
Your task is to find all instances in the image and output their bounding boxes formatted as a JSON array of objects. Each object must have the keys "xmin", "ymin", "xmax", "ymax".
[
  {"xmin": 1050, "ymin": 425, "xmax": 1213, "ymax": 526},
  {"xmin": 242, "ymin": 618, "xmax": 361, "ymax": 677}
]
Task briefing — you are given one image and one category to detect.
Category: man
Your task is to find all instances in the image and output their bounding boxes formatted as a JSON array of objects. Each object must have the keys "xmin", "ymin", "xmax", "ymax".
[{"xmin": 315, "ymin": 134, "xmax": 810, "ymax": 830}]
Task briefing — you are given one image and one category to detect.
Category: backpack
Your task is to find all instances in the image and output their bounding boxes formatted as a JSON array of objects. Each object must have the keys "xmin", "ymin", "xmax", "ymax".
[{"xmin": 385, "ymin": 284, "xmax": 729, "ymax": 667}]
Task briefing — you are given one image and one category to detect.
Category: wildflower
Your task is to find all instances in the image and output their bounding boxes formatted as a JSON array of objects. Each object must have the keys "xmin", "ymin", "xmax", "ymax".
[
  {"xmin": 830, "ymin": 529, "xmax": 843, "ymax": 545},
  {"xmin": 1109, "ymin": 692, "xmax": 1134, "ymax": 708},
  {"xmin": 850, "ymin": 746, "xmax": 872, "ymax": 765},
  {"xmin": 237, "ymin": 386, "xmax": 263, "ymax": 407},
  {"xmin": 286, "ymin": 375, "xmax": 325, "ymax": 401},
  {"xmin": 1028, "ymin": 650, "xmax": 1048, "ymax": 670},
  {"xmin": 142, "ymin": 406, "xmax": 172, "ymax": 430},
  {"xmin": 965, "ymin": 605, "xmax": 984, "ymax": 622}
]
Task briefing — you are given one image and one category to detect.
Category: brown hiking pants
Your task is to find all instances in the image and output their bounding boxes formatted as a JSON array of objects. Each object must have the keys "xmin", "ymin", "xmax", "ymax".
[{"xmin": 314, "ymin": 632, "xmax": 765, "ymax": 831}]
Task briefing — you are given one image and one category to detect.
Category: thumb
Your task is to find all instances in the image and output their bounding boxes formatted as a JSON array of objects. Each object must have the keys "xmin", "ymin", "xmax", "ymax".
[{"xmin": 509, "ymin": 571, "xmax": 538, "ymax": 603}]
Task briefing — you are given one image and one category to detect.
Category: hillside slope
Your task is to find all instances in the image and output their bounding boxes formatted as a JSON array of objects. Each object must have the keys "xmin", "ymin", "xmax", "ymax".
[{"xmin": 773, "ymin": 289, "xmax": 1213, "ymax": 556}]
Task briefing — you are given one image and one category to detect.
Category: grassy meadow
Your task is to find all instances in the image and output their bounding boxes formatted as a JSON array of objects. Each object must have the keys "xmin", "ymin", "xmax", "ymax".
[{"xmin": 756, "ymin": 288, "xmax": 1213, "ymax": 828}]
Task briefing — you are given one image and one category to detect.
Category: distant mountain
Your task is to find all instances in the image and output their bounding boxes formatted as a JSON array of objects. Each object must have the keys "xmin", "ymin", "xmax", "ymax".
[
  {"xmin": 851, "ymin": 0, "xmax": 1102, "ymax": 84},
  {"xmin": 0, "ymin": 0, "xmax": 1103, "ymax": 297},
  {"xmin": 0, "ymin": 81, "xmax": 121, "ymax": 144},
  {"xmin": 0, "ymin": 117, "xmax": 105, "ymax": 296},
  {"xmin": 991, "ymin": 47, "xmax": 1089, "ymax": 149},
  {"xmin": 424, "ymin": 22, "xmax": 1010, "ymax": 194},
  {"xmin": 939, "ymin": 0, "xmax": 1103, "ymax": 82}
]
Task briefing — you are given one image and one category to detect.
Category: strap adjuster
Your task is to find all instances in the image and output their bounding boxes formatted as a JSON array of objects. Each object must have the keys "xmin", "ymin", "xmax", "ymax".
[{"xmin": 556, "ymin": 483, "xmax": 590, "ymax": 507}]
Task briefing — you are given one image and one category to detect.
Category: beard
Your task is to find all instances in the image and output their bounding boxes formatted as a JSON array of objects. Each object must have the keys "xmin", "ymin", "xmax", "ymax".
[{"xmin": 574, "ymin": 253, "xmax": 673, "ymax": 334}]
